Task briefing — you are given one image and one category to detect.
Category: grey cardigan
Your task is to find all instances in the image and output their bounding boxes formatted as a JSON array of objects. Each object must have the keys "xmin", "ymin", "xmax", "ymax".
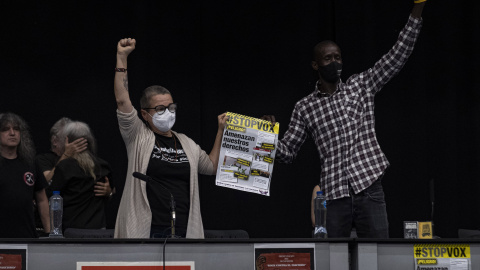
[{"xmin": 114, "ymin": 108, "xmax": 215, "ymax": 238}]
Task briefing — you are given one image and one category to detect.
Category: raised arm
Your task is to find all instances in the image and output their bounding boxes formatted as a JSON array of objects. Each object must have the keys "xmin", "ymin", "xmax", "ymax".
[
  {"xmin": 115, "ymin": 38, "xmax": 136, "ymax": 113},
  {"xmin": 208, "ymin": 113, "xmax": 228, "ymax": 171},
  {"xmin": 411, "ymin": 0, "xmax": 426, "ymax": 19},
  {"xmin": 360, "ymin": 1, "xmax": 425, "ymax": 95}
]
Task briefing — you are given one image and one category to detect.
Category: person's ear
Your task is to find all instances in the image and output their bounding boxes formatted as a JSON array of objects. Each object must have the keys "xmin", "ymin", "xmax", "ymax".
[
  {"xmin": 141, "ymin": 109, "xmax": 150, "ymax": 122},
  {"xmin": 311, "ymin": 60, "xmax": 319, "ymax": 71},
  {"xmin": 51, "ymin": 135, "xmax": 58, "ymax": 145}
]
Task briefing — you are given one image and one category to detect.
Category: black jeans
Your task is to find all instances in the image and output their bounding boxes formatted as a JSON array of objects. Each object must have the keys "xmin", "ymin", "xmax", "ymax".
[{"xmin": 325, "ymin": 179, "xmax": 389, "ymax": 238}]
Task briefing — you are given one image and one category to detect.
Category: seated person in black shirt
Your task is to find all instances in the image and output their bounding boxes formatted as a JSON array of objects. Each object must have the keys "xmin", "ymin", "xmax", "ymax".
[
  {"xmin": 0, "ymin": 112, "xmax": 50, "ymax": 237},
  {"xmin": 45, "ymin": 120, "xmax": 113, "ymax": 231}
]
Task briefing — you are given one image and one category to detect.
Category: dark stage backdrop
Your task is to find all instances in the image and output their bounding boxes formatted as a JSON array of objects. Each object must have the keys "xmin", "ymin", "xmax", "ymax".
[{"xmin": 2, "ymin": 0, "xmax": 479, "ymax": 238}]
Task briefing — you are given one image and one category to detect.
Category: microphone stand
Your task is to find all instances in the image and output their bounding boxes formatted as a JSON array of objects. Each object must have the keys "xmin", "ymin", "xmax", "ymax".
[
  {"xmin": 170, "ymin": 194, "xmax": 176, "ymax": 238},
  {"xmin": 133, "ymin": 172, "xmax": 178, "ymax": 238},
  {"xmin": 430, "ymin": 178, "xmax": 439, "ymax": 238}
]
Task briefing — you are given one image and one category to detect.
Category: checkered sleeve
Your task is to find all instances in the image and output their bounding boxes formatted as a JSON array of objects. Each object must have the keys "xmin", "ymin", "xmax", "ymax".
[
  {"xmin": 276, "ymin": 102, "xmax": 309, "ymax": 164},
  {"xmin": 362, "ymin": 15, "xmax": 423, "ymax": 94}
]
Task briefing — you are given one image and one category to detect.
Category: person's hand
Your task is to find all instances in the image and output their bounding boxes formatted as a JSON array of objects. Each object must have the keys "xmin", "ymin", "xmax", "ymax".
[
  {"xmin": 63, "ymin": 137, "xmax": 88, "ymax": 157},
  {"xmin": 218, "ymin": 113, "xmax": 228, "ymax": 131},
  {"xmin": 117, "ymin": 38, "xmax": 136, "ymax": 57},
  {"xmin": 94, "ymin": 176, "xmax": 112, "ymax": 197},
  {"xmin": 261, "ymin": 115, "xmax": 276, "ymax": 126},
  {"xmin": 412, "ymin": 0, "xmax": 426, "ymax": 18}
]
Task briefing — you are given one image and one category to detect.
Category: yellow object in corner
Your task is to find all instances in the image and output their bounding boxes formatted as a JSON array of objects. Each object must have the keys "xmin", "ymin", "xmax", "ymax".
[{"xmin": 418, "ymin": 221, "xmax": 433, "ymax": 239}]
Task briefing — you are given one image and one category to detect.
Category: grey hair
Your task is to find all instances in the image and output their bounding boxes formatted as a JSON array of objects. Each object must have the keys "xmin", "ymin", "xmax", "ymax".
[
  {"xmin": 50, "ymin": 117, "xmax": 72, "ymax": 139},
  {"xmin": 59, "ymin": 121, "xmax": 97, "ymax": 179},
  {"xmin": 0, "ymin": 112, "xmax": 36, "ymax": 166},
  {"xmin": 50, "ymin": 117, "xmax": 72, "ymax": 150},
  {"xmin": 140, "ymin": 85, "xmax": 172, "ymax": 109}
]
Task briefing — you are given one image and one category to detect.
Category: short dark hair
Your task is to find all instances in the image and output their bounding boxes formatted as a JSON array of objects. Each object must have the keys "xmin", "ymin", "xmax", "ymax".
[
  {"xmin": 313, "ymin": 40, "xmax": 340, "ymax": 60},
  {"xmin": 140, "ymin": 85, "xmax": 172, "ymax": 109},
  {"xmin": 0, "ymin": 112, "xmax": 35, "ymax": 165}
]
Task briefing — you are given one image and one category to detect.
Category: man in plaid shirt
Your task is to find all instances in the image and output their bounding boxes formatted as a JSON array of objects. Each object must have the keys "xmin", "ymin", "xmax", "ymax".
[{"xmin": 271, "ymin": 2, "xmax": 426, "ymax": 238}]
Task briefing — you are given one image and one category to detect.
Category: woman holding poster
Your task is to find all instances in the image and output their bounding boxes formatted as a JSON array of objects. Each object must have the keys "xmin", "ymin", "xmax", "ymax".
[{"xmin": 113, "ymin": 38, "xmax": 227, "ymax": 239}]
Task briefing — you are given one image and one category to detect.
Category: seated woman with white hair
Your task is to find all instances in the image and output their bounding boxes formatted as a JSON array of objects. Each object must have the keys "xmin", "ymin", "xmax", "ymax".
[{"xmin": 46, "ymin": 121, "xmax": 112, "ymax": 231}]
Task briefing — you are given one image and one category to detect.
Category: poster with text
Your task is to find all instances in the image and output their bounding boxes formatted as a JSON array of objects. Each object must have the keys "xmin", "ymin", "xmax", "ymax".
[
  {"xmin": 77, "ymin": 261, "xmax": 194, "ymax": 270},
  {"xmin": 216, "ymin": 112, "xmax": 279, "ymax": 196},
  {"xmin": 254, "ymin": 243, "xmax": 315, "ymax": 270},
  {"xmin": 414, "ymin": 244, "xmax": 470, "ymax": 270},
  {"xmin": 0, "ymin": 245, "xmax": 27, "ymax": 270}
]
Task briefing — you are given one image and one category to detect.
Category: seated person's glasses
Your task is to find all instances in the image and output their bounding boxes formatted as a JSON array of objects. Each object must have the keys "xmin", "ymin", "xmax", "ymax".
[{"xmin": 143, "ymin": 103, "xmax": 177, "ymax": 115}]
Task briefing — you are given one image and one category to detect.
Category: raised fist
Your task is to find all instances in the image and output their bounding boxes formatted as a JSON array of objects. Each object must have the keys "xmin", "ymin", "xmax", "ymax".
[{"xmin": 117, "ymin": 38, "xmax": 136, "ymax": 56}]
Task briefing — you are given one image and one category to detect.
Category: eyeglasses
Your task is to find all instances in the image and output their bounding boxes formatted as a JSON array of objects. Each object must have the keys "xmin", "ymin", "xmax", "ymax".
[{"xmin": 143, "ymin": 103, "xmax": 177, "ymax": 115}]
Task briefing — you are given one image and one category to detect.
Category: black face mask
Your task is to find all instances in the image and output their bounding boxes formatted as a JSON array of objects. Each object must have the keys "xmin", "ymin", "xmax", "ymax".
[{"xmin": 318, "ymin": 61, "xmax": 342, "ymax": 83}]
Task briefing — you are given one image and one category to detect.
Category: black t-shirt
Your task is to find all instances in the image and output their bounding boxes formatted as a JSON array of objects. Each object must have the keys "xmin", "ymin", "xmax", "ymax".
[
  {"xmin": 146, "ymin": 133, "xmax": 190, "ymax": 229},
  {"xmin": 35, "ymin": 151, "xmax": 58, "ymax": 176},
  {"xmin": 46, "ymin": 157, "xmax": 112, "ymax": 230},
  {"xmin": 36, "ymin": 151, "xmax": 115, "ymax": 191},
  {"xmin": 0, "ymin": 158, "xmax": 46, "ymax": 238}
]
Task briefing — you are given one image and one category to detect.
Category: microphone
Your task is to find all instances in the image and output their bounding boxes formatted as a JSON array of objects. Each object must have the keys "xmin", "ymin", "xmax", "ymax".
[
  {"xmin": 133, "ymin": 172, "xmax": 153, "ymax": 183},
  {"xmin": 429, "ymin": 178, "xmax": 435, "ymax": 204},
  {"xmin": 429, "ymin": 178, "xmax": 435, "ymax": 221},
  {"xmin": 132, "ymin": 172, "xmax": 178, "ymax": 238},
  {"xmin": 133, "ymin": 172, "xmax": 174, "ymax": 201},
  {"xmin": 429, "ymin": 178, "xmax": 440, "ymax": 238},
  {"xmin": 170, "ymin": 195, "xmax": 176, "ymax": 220}
]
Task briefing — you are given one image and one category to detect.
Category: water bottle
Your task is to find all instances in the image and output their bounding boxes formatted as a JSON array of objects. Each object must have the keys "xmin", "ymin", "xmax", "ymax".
[
  {"xmin": 49, "ymin": 191, "xmax": 63, "ymax": 238},
  {"xmin": 314, "ymin": 190, "xmax": 327, "ymax": 238}
]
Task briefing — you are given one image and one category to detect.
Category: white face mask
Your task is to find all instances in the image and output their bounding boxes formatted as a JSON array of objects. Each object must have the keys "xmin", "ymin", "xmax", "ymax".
[{"xmin": 150, "ymin": 110, "xmax": 176, "ymax": 132}]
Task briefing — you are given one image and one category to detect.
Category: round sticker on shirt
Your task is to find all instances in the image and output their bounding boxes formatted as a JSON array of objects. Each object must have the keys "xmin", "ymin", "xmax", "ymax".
[{"xmin": 24, "ymin": 172, "xmax": 35, "ymax": 186}]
